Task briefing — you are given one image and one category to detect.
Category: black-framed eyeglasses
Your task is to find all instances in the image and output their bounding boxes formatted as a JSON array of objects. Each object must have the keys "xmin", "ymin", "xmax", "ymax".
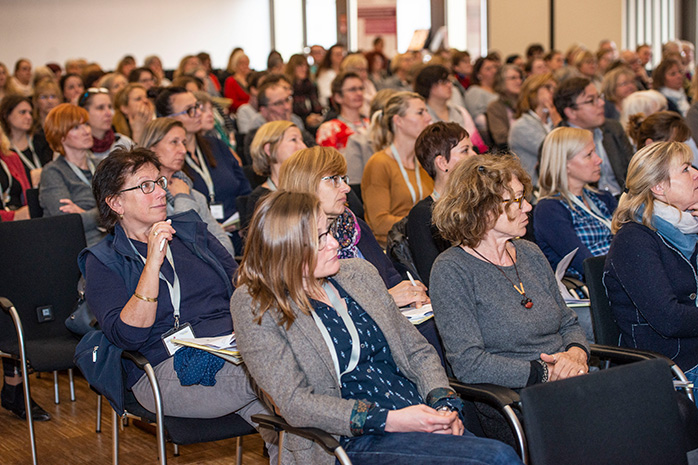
[
  {"xmin": 572, "ymin": 93, "xmax": 604, "ymax": 108},
  {"xmin": 321, "ymin": 175, "xmax": 349, "ymax": 188},
  {"xmin": 502, "ymin": 195, "xmax": 525, "ymax": 210},
  {"xmin": 262, "ymin": 95, "xmax": 293, "ymax": 108},
  {"xmin": 119, "ymin": 176, "xmax": 168, "ymax": 195},
  {"xmin": 168, "ymin": 101, "xmax": 203, "ymax": 118},
  {"xmin": 78, "ymin": 87, "xmax": 109, "ymax": 107},
  {"xmin": 318, "ymin": 218, "xmax": 339, "ymax": 250}
]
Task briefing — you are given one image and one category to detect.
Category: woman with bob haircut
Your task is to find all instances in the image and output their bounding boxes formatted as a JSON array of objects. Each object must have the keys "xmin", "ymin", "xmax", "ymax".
[
  {"xmin": 241, "ymin": 120, "xmax": 307, "ymax": 229},
  {"xmin": 112, "ymin": 83, "xmax": 154, "ymax": 145},
  {"xmin": 430, "ymin": 154, "xmax": 589, "ymax": 391},
  {"xmin": 361, "ymin": 91, "xmax": 433, "ymax": 246},
  {"xmin": 139, "ymin": 117, "xmax": 234, "ymax": 258},
  {"xmin": 32, "ymin": 78, "xmax": 62, "ymax": 128},
  {"xmin": 601, "ymin": 66, "xmax": 638, "ymax": 120},
  {"xmin": 406, "ymin": 122, "xmax": 477, "ymax": 287},
  {"xmin": 279, "ymin": 145, "xmax": 429, "ymax": 309},
  {"xmin": 39, "ymin": 103, "xmax": 104, "ymax": 246},
  {"xmin": 604, "ymin": 141, "xmax": 698, "ymax": 394},
  {"xmin": 534, "ymin": 127, "xmax": 617, "ymax": 280},
  {"xmin": 0, "ymin": 62, "xmax": 19, "ymax": 102},
  {"xmin": 231, "ymin": 189, "xmax": 523, "ymax": 465},
  {"xmin": 60, "ymin": 73, "xmax": 85, "ymax": 105},
  {"xmin": 653, "ymin": 58, "xmax": 690, "ymax": 116},
  {"xmin": 508, "ymin": 73, "xmax": 560, "ymax": 186},
  {"xmin": 78, "ymin": 148, "xmax": 277, "ymax": 460}
]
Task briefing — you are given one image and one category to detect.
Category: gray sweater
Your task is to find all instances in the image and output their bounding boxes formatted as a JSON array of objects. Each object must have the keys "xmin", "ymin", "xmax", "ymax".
[
  {"xmin": 508, "ymin": 111, "xmax": 551, "ymax": 187},
  {"xmin": 430, "ymin": 239, "xmax": 588, "ymax": 388}
]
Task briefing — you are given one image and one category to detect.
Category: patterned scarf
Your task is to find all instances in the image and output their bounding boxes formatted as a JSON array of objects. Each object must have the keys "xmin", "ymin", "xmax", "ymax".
[
  {"xmin": 92, "ymin": 128, "xmax": 115, "ymax": 154},
  {"xmin": 334, "ymin": 207, "xmax": 361, "ymax": 259}
]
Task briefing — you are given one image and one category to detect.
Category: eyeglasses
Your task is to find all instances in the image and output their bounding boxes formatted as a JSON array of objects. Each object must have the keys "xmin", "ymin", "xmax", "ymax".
[
  {"xmin": 78, "ymin": 87, "xmax": 109, "ymax": 107},
  {"xmin": 318, "ymin": 218, "xmax": 339, "ymax": 250},
  {"xmin": 572, "ymin": 93, "xmax": 604, "ymax": 108},
  {"xmin": 262, "ymin": 95, "xmax": 292, "ymax": 108},
  {"xmin": 502, "ymin": 196, "xmax": 526, "ymax": 209},
  {"xmin": 38, "ymin": 94, "xmax": 59, "ymax": 100},
  {"xmin": 321, "ymin": 175, "xmax": 349, "ymax": 188},
  {"xmin": 168, "ymin": 101, "xmax": 203, "ymax": 118},
  {"xmin": 341, "ymin": 86, "xmax": 364, "ymax": 94},
  {"xmin": 119, "ymin": 176, "xmax": 168, "ymax": 194},
  {"xmin": 436, "ymin": 79, "xmax": 453, "ymax": 85}
]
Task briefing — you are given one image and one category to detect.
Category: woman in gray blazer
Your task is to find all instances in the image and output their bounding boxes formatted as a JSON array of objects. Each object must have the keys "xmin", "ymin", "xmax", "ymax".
[{"xmin": 231, "ymin": 190, "xmax": 522, "ymax": 465}]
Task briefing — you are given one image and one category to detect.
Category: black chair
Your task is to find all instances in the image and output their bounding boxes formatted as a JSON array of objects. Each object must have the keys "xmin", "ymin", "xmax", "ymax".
[
  {"xmin": 521, "ymin": 358, "xmax": 688, "ymax": 465},
  {"xmin": 0, "ymin": 214, "xmax": 85, "ymax": 464},
  {"xmin": 25, "ymin": 188, "xmax": 43, "ymax": 218},
  {"xmin": 106, "ymin": 350, "xmax": 257, "ymax": 465}
]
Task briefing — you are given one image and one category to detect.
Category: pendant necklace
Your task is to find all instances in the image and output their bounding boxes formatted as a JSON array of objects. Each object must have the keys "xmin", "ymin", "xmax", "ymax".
[{"xmin": 470, "ymin": 245, "xmax": 533, "ymax": 309}]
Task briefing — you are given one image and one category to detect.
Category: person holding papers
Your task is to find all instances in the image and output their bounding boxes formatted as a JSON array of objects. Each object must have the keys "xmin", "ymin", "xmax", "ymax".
[
  {"xmin": 78, "ymin": 148, "xmax": 277, "ymax": 460},
  {"xmin": 231, "ymin": 190, "xmax": 523, "ymax": 465}
]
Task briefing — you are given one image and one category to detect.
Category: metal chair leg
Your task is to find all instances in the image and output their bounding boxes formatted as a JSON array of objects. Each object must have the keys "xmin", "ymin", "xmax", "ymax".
[
  {"xmin": 69, "ymin": 368, "xmax": 75, "ymax": 401},
  {"xmin": 173, "ymin": 443, "xmax": 179, "ymax": 457},
  {"xmin": 96, "ymin": 394, "xmax": 102, "ymax": 433},
  {"xmin": 142, "ymin": 363, "xmax": 167, "ymax": 465},
  {"xmin": 53, "ymin": 370, "xmax": 60, "ymax": 404},
  {"xmin": 112, "ymin": 409, "xmax": 119, "ymax": 465},
  {"xmin": 236, "ymin": 436, "xmax": 243, "ymax": 465}
]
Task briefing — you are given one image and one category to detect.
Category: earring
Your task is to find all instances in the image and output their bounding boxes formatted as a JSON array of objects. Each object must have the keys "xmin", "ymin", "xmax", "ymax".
[
  {"xmin": 118, "ymin": 213, "xmax": 124, "ymax": 219},
  {"xmin": 444, "ymin": 169, "xmax": 449, "ymax": 172}
]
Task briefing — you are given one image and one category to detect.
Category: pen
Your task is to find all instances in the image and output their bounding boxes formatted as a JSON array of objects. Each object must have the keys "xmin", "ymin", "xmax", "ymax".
[{"xmin": 406, "ymin": 271, "xmax": 417, "ymax": 287}]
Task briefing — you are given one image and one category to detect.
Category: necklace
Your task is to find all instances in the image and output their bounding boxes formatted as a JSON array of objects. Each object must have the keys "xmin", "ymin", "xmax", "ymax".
[{"xmin": 470, "ymin": 245, "xmax": 533, "ymax": 309}]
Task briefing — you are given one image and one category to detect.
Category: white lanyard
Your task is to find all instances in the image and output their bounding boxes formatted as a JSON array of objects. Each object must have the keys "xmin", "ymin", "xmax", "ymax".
[
  {"xmin": 390, "ymin": 143, "xmax": 422, "ymax": 205},
  {"xmin": 185, "ymin": 144, "xmax": 216, "ymax": 203},
  {"xmin": 64, "ymin": 157, "xmax": 95, "ymax": 187},
  {"xmin": 569, "ymin": 191, "xmax": 612, "ymax": 231},
  {"xmin": 128, "ymin": 238, "xmax": 182, "ymax": 328},
  {"xmin": 310, "ymin": 281, "xmax": 361, "ymax": 382},
  {"xmin": 266, "ymin": 177, "xmax": 277, "ymax": 191},
  {"xmin": 12, "ymin": 136, "xmax": 40, "ymax": 171},
  {"xmin": 431, "ymin": 190, "xmax": 440, "ymax": 201},
  {"xmin": 0, "ymin": 158, "xmax": 12, "ymax": 206}
]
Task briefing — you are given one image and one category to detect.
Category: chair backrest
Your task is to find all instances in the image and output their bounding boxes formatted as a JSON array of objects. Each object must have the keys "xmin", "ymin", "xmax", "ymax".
[
  {"xmin": 386, "ymin": 217, "xmax": 422, "ymax": 282},
  {"xmin": 25, "ymin": 188, "xmax": 43, "ymax": 218},
  {"xmin": 583, "ymin": 255, "xmax": 621, "ymax": 345},
  {"xmin": 521, "ymin": 358, "xmax": 688, "ymax": 465},
  {"xmin": 0, "ymin": 214, "xmax": 86, "ymax": 348}
]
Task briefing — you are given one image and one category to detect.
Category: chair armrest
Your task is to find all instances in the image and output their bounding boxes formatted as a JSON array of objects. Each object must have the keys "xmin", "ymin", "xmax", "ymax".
[
  {"xmin": 449, "ymin": 379, "xmax": 521, "ymax": 410},
  {"xmin": 121, "ymin": 350, "xmax": 152, "ymax": 370},
  {"xmin": 251, "ymin": 413, "xmax": 340, "ymax": 455}
]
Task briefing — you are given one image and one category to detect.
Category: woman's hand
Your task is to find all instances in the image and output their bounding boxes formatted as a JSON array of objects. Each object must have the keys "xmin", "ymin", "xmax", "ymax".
[
  {"xmin": 59, "ymin": 198, "xmax": 85, "ymax": 214},
  {"xmin": 29, "ymin": 168, "xmax": 42, "ymax": 188},
  {"xmin": 168, "ymin": 177, "xmax": 191, "ymax": 197},
  {"xmin": 540, "ymin": 347, "xmax": 588, "ymax": 381},
  {"xmin": 388, "ymin": 280, "xmax": 430, "ymax": 308},
  {"xmin": 128, "ymin": 100, "xmax": 154, "ymax": 143},
  {"xmin": 145, "ymin": 220, "xmax": 176, "ymax": 269},
  {"xmin": 12, "ymin": 206, "xmax": 30, "ymax": 220},
  {"xmin": 386, "ymin": 405, "xmax": 462, "ymax": 435}
]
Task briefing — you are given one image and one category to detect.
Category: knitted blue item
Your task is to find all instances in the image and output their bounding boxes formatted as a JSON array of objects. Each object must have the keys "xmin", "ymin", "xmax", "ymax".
[{"xmin": 173, "ymin": 347, "xmax": 225, "ymax": 386}]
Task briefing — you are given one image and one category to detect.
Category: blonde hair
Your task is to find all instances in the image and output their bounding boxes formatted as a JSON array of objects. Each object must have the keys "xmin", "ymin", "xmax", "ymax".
[
  {"xmin": 516, "ymin": 73, "xmax": 556, "ymax": 118},
  {"xmin": 250, "ymin": 121, "xmax": 296, "ymax": 177},
  {"xmin": 139, "ymin": 117, "xmax": 184, "ymax": 148},
  {"xmin": 612, "ymin": 141, "xmax": 693, "ymax": 233},
  {"xmin": 236, "ymin": 190, "xmax": 322, "ymax": 328},
  {"xmin": 227, "ymin": 50, "xmax": 248, "ymax": 75},
  {"xmin": 113, "ymin": 83, "xmax": 146, "ymax": 137},
  {"xmin": 538, "ymin": 127, "xmax": 595, "ymax": 203},
  {"xmin": 32, "ymin": 78, "xmax": 62, "ymax": 124},
  {"xmin": 0, "ymin": 62, "xmax": 19, "ymax": 97},
  {"xmin": 278, "ymin": 146, "xmax": 347, "ymax": 193},
  {"xmin": 340, "ymin": 53, "xmax": 368, "ymax": 73},
  {"xmin": 0, "ymin": 124, "xmax": 10, "ymax": 154},
  {"xmin": 433, "ymin": 154, "xmax": 532, "ymax": 247},
  {"xmin": 601, "ymin": 66, "xmax": 636, "ymax": 104},
  {"xmin": 370, "ymin": 91, "xmax": 423, "ymax": 150}
]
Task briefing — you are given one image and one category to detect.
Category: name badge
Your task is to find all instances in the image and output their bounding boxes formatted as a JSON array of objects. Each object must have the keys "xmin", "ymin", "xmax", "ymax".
[
  {"xmin": 210, "ymin": 203, "xmax": 224, "ymax": 220},
  {"xmin": 161, "ymin": 322, "xmax": 195, "ymax": 356}
]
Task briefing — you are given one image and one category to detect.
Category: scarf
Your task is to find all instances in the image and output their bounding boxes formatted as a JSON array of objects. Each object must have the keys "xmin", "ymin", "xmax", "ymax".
[
  {"xmin": 334, "ymin": 207, "xmax": 362, "ymax": 259},
  {"xmin": 652, "ymin": 200, "xmax": 698, "ymax": 260},
  {"xmin": 92, "ymin": 129, "xmax": 116, "ymax": 154}
]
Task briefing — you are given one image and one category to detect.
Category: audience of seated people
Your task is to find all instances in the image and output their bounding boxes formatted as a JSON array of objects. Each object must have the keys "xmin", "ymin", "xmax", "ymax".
[{"xmin": 4, "ymin": 37, "xmax": 698, "ymax": 463}]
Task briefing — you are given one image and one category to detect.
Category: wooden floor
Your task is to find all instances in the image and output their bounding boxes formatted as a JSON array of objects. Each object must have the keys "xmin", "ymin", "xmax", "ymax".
[{"xmin": 0, "ymin": 371, "xmax": 270, "ymax": 464}]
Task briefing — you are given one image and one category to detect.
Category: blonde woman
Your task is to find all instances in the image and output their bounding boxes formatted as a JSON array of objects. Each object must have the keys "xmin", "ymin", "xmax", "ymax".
[
  {"xmin": 534, "ymin": 127, "xmax": 616, "ymax": 279},
  {"xmin": 361, "ymin": 91, "xmax": 433, "ymax": 246},
  {"xmin": 0, "ymin": 62, "xmax": 19, "ymax": 101}
]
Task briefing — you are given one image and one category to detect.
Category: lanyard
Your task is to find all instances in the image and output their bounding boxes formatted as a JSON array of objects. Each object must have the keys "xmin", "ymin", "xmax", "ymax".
[
  {"xmin": 310, "ymin": 281, "xmax": 361, "ymax": 382},
  {"xmin": 390, "ymin": 143, "xmax": 422, "ymax": 205},
  {"xmin": 569, "ymin": 191, "xmax": 612, "ymax": 231},
  {"xmin": 12, "ymin": 136, "xmax": 40, "ymax": 171},
  {"xmin": 266, "ymin": 177, "xmax": 277, "ymax": 191},
  {"xmin": 128, "ymin": 238, "xmax": 182, "ymax": 329},
  {"xmin": 185, "ymin": 144, "xmax": 216, "ymax": 203},
  {"xmin": 64, "ymin": 157, "xmax": 95, "ymax": 187},
  {"xmin": 431, "ymin": 190, "xmax": 440, "ymax": 201},
  {"xmin": 0, "ymin": 158, "xmax": 12, "ymax": 206}
]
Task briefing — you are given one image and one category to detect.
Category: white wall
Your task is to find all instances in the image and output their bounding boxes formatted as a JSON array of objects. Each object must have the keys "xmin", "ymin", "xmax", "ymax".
[{"xmin": 0, "ymin": 0, "xmax": 272, "ymax": 72}]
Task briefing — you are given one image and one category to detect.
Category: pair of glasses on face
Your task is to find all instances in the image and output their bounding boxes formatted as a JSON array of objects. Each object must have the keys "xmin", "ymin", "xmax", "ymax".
[
  {"xmin": 264, "ymin": 95, "xmax": 293, "ymax": 108},
  {"xmin": 321, "ymin": 175, "xmax": 349, "ymax": 188},
  {"xmin": 168, "ymin": 101, "xmax": 203, "ymax": 118},
  {"xmin": 573, "ymin": 93, "xmax": 604, "ymax": 108},
  {"xmin": 318, "ymin": 218, "xmax": 339, "ymax": 250},
  {"xmin": 78, "ymin": 87, "xmax": 109, "ymax": 107},
  {"xmin": 119, "ymin": 176, "xmax": 168, "ymax": 195},
  {"xmin": 502, "ymin": 196, "xmax": 526, "ymax": 210}
]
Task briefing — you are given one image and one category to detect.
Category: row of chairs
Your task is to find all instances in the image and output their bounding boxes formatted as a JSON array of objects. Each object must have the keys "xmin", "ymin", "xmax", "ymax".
[{"xmin": 0, "ymin": 214, "xmax": 694, "ymax": 464}]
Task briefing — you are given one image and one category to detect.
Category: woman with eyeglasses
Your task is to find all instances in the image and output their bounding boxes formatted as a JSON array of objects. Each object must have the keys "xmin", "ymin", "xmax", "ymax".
[
  {"xmin": 78, "ymin": 87, "xmax": 135, "ymax": 163},
  {"xmin": 231, "ymin": 190, "xmax": 522, "ymax": 465},
  {"xmin": 0, "ymin": 95, "xmax": 54, "ymax": 187},
  {"xmin": 485, "ymin": 64, "xmax": 524, "ymax": 150},
  {"xmin": 113, "ymin": 83, "xmax": 154, "ymax": 146},
  {"xmin": 155, "ymin": 87, "xmax": 251, "ymax": 253},
  {"xmin": 39, "ymin": 103, "xmax": 105, "ymax": 246},
  {"xmin": 361, "ymin": 91, "xmax": 433, "ymax": 246},
  {"xmin": 430, "ymin": 154, "xmax": 588, "ymax": 412},
  {"xmin": 534, "ymin": 127, "xmax": 617, "ymax": 280},
  {"xmin": 78, "ymin": 148, "xmax": 277, "ymax": 460},
  {"xmin": 316, "ymin": 71, "xmax": 369, "ymax": 153},
  {"xmin": 601, "ymin": 66, "xmax": 638, "ymax": 120}
]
